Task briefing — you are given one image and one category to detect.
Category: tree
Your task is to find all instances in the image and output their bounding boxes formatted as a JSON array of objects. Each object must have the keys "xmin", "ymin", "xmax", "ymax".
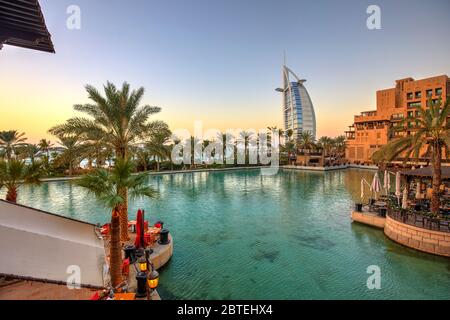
[
  {"xmin": 53, "ymin": 135, "xmax": 84, "ymax": 176},
  {"xmin": 239, "ymin": 130, "xmax": 254, "ymax": 165},
  {"xmin": 76, "ymin": 159, "xmax": 157, "ymax": 288},
  {"xmin": 0, "ymin": 130, "xmax": 27, "ymax": 160},
  {"xmin": 146, "ymin": 126, "xmax": 171, "ymax": 172},
  {"xmin": 297, "ymin": 131, "xmax": 315, "ymax": 152},
  {"xmin": 0, "ymin": 159, "xmax": 42, "ymax": 202},
  {"xmin": 38, "ymin": 139, "xmax": 53, "ymax": 159},
  {"xmin": 372, "ymin": 98, "xmax": 450, "ymax": 213},
  {"xmin": 15, "ymin": 144, "xmax": 40, "ymax": 164},
  {"xmin": 49, "ymin": 82, "xmax": 162, "ymax": 241}
]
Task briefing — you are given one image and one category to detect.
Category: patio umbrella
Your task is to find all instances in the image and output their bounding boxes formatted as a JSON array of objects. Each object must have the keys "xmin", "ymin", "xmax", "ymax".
[
  {"xmin": 361, "ymin": 179, "xmax": 364, "ymax": 199},
  {"xmin": 370, "ymin": 172, "xmax": 381, "ymax": 200},
  {"xmin": 402, "ymin": 187, "xmax": 408, "ymax": 209},
  {"xmin": 415, "ymin": 181, "xmax": 421, "ymax": 199},
  {"xmin": 395, "ymin": 172, "xmax": 401, "ymax": 205},
  {"xmin": 134, "ymin": 209, "xmax": 145, "ymax": 249},
  {"xmin": 383, "ymin": 170, "xmax": 391, "ymax": 195}
]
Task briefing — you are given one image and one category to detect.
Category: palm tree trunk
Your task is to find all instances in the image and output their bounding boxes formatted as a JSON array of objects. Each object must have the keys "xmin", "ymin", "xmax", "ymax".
[
  {"xmin": 431, "ymin": 144, "xmax": 442, "ymax": 214},
  {"xmin": 109, "ymin": 209, "xmax": 123, "ymax": 289},
  {"xmin": 156, "ymin": 160, "xmax": 160, "ymax": 172},
  {"xmin": 6, "ymin": 186, "xmax": 17, "ymax": 203},
  {"xmin": 118, "ymin": 188, "xmax": 130, "ymax": 241},
  {"xmin": 115, "ymin": 148, "xmax": 130, "ymax": 242}
]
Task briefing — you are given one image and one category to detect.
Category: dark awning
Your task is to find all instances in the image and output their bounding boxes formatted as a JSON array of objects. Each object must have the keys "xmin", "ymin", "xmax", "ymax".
[
  {"xmin": 400, "ymin": 166, "xmax": 450, "ymax": 180},
  {"xmin": 0, "ymin": 0, "xmax": 54, "ymax": 53}
]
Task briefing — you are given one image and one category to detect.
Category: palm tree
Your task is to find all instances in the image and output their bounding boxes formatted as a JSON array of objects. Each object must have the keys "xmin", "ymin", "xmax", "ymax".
[
  {"xmin": 25, "ymin": 143, "xmax": 39, "ymax": 163},
  {"xmin": 372, "ymin": 98, "xmax": 450, "ymax": 213},
  {"xmin": 0, "ymin": 130, "xmax": 27, "ymax": 160},
  {"xmin": 239, "ymin": 130, "xmax": 254, "ymax": 165},
  {"xmin": 49, "ymin": 82, "xmax": 162, "ymax": 241},
  {"xmin": 76, "ymin": 158, "xmax": 157, "ymax": 288},
  {"xmin": 38, "ymin": 139, "xmax": 53, "ymax": 159},
  {"xmin": 333, "ymin": 135, "xmax": 347, "ymax": 160},
  {"xmin": 0, "ymin": 159, "xmax": 42, "ymax": 202},
  {"xmin": 146, "ymin": 127, "xmax": 172, "ymax": 172},
  {"xmin": 54, "ymin": 135, "xmax": 84, "ymax": 176},
  {"xmin": 297, "ymin": 131, "xmax": 315, "ymax": 152},
  {"xmin": 216, "ymin": 132, "xmax": 230, "ymax": 165}
]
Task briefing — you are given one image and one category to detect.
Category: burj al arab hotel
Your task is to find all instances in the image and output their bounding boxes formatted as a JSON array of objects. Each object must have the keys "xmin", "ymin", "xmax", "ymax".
[{"xmin": 276, "ymin": 65, "xmax": 316, "ymax": 140}]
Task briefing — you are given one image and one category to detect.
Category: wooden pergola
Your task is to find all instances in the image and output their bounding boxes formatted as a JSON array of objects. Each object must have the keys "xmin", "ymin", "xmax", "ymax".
[{"xmin": 0, "ymin": 0, "xmax": 54, "ymax": 53}]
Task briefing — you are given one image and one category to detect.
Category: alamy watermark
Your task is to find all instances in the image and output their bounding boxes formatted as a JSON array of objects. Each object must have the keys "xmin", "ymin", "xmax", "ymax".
[
  {"xmin": 67, "ymin": 5, "xmax": 81, "ymax": 30},
  {"xmin": 366, "ymin": 5, "xmax": 381, "ymax": 30},
  {"xmin": 366, "ymin": 265, "xmax": 381, "ymax": 290}
]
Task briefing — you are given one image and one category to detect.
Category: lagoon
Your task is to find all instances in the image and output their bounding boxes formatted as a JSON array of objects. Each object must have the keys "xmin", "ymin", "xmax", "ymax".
[{"xmin": 3, "ymin": 169, "xmax": 449, "ymax": 299}]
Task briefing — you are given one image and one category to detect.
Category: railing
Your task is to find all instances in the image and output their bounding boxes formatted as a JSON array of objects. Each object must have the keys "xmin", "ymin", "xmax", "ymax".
[{"xmin": 387, "ymin": 208, "xmax": 450, "ymax": 233}]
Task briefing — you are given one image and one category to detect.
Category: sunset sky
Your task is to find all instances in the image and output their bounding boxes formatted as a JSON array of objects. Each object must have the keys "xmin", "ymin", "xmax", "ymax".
[{"xmin": 1, "ymin": 0, "xmax": 450, "ymax": 143}]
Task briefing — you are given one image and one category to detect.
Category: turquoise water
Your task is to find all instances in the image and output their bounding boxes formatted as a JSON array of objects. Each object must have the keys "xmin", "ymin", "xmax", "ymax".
[{"xmin": 2, "ymin": 169, "xmax": 450, "ymax": 299}]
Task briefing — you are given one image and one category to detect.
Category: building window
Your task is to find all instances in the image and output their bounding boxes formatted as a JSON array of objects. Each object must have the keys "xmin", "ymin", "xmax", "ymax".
[
  {"xmin": 407, "ymin": 111, "xmax": 413, "ymax": 118},
  {"xmin": 426, "ymin": 89, "xmax": 433, "ymax": 97},
  {"xmin": 436, "ymin": 88, "xmax": 442, "ymax": 96},
  {"xmin": 406, "ymin": 92, "xmax": 413, "ymax": 100},
  {"xmin": 407, "ymin": 101, "xmax": 421, "ymax": 108},
  {"xmin": 415, "ymin": 91, "xmax": 422, "ymax": 98}
]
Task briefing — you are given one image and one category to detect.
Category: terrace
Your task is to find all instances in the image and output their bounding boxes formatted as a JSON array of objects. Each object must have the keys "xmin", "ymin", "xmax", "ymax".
[{"xmin": 352, "ymin": 167, "xmax": 450, "ymax": 257}]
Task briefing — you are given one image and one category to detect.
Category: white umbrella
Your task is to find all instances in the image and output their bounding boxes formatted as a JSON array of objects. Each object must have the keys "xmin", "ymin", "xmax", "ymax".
[
  {"xmin": 383, "ymin": 170, "xmax": 390, "ymax": 195},
  {"xmin": 395, "ymin": 172, "xmax": 401, "ymax": 205},
  {"xmin": 371, "ymin": 172, "xmax": 381, "ymax": 200},
  {"xmin": 415, "ymin": 181, "xmax": 421, "ymax": 199},
  {"xmin": 361, "ymin": 179, "xmax": 365, "ymax": 199},
  {"xmin": 402, "ymin": 187, "xmax": 408, "ymax": 209}
]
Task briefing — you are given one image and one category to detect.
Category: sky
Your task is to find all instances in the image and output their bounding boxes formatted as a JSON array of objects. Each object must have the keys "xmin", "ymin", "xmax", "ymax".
[{"xmin": 1, "ymin": 0, "xmax": 450, "ymax": 143}]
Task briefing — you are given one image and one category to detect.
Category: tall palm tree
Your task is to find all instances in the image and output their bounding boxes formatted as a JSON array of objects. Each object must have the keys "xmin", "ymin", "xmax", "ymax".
[
  {"xmin": 49, "ymin": 82, "xmax": 162, "ymax": 241},
  {"xmin": 76, "ymin": 159, "xmax": 157, "ymax": 288},
  {"xmin": 0, "ymin": 159, "xmax": 42, "ymax": 202},
  {"xmin": 372, "ymin": 98, "xmax": 450, "ymax": 213},
  {"xmin": 0, "ymin": 130, "xmax": 27, "ymax": 160}
]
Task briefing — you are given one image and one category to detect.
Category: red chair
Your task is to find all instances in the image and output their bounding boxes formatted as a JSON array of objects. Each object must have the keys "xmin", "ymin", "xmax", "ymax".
[{"xmin": 100, "ymin": 224, "xmax": 110, "ymax": 236}]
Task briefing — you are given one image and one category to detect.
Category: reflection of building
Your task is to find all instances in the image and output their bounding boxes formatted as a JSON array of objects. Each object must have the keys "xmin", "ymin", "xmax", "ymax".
[
  {"xmin": 345, "ymin": 75, "xmax": 449, "ymax": 164},
  {"xmin": 276, "ymin": 65, "xmax": 316, "ymax": 140}
]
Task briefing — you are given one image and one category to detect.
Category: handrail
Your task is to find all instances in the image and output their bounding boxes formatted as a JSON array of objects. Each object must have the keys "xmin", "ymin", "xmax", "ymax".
[{"xmin": 387, "ymin": 208, "xmax": 450, "ymax": 233}]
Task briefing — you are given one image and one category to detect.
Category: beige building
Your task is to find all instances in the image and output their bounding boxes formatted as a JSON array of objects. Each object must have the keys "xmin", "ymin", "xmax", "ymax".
[{"xmin": 345, "ymin": 75, "xmax": 449, "ymax": 164}]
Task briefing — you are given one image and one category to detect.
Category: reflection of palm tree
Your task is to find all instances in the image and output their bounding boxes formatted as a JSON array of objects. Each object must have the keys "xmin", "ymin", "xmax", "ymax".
[
  {"xmin": 76, "ymin": 159, "xmax": 157, "ymax": 288},
  {"xmin": 0, "ymin": 130, "xmax": 27, "ymax": 160},
  {"xmin": 372, "ymin": 98, "xmax": 450, "ymax": 213},
  {"xmin": 50, "ymin": 81, "xmax": 163, "ymax": 241}
]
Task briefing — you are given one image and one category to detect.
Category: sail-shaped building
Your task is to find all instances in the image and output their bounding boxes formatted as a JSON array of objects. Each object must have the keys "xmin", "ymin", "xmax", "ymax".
[{"xmin": 276, "ymin": 65, "xmax": 316, "ymax": 140}]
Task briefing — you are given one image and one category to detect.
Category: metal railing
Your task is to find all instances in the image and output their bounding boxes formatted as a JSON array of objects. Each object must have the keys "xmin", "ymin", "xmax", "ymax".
[{"xmin": 387, "ymin": 208, "xmax": 450, "ymax": 233}]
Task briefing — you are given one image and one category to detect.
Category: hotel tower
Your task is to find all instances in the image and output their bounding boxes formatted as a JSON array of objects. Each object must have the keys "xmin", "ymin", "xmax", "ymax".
[{"xmin": 276, "ymin": 65, "xmax": 316, "ymax": 140}]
